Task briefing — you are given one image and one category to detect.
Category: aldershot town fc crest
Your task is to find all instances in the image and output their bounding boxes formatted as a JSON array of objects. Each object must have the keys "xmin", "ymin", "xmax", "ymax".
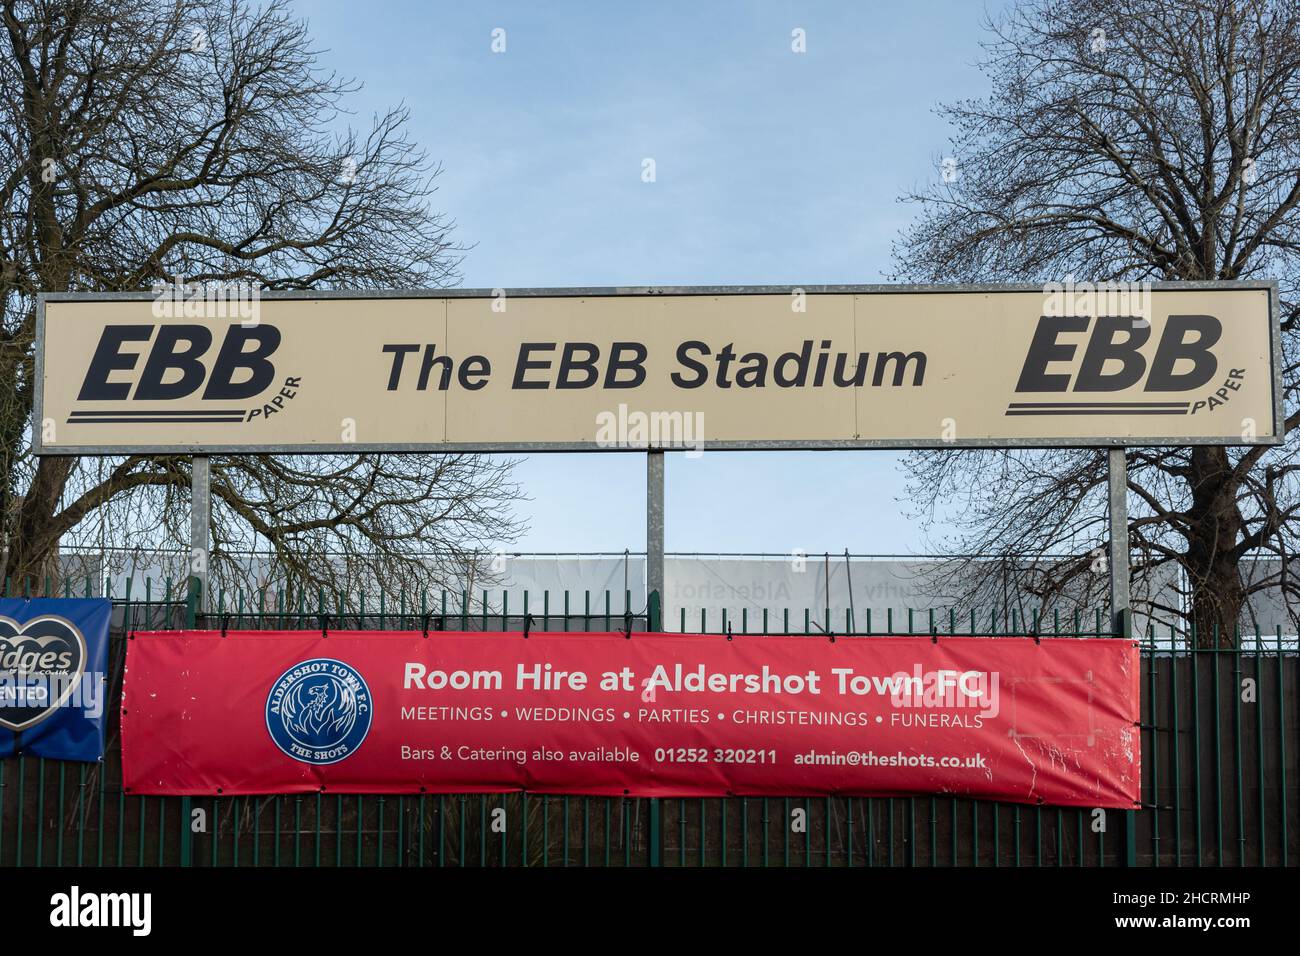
[{"xmin": 265, "ymin": 659, "xmax": 371, "ymax": 765}]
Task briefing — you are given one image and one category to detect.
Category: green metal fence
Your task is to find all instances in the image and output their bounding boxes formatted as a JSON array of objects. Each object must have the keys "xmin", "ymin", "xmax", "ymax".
[{"xmin": 0, "ymin": 576, "xmax": 1295, "ymax": 866}]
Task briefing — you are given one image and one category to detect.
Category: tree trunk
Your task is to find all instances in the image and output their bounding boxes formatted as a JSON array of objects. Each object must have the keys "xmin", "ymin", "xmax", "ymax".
[
  {"xmin": 2, "ymin": 456, "xmax": 73, "ymax": 593},
  {"xmin": 1184, "ymin": 446, "xmax": 1246, "ymax": 647}
]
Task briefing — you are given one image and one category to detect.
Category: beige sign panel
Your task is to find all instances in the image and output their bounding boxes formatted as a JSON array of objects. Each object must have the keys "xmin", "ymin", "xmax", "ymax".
[{"xmin": 34, "ymin": 285, "xmax": 1281, "ymax": 453}]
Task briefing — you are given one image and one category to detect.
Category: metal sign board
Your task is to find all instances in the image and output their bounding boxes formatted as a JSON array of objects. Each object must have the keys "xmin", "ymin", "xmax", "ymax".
[{"xmin": 33, "ymin": 283, "xmax": 1282, "ymax": 454}]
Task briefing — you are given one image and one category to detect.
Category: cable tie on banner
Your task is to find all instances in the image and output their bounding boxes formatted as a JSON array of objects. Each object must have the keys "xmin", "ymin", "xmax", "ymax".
[
  {"xmin": 422, "ymin": 613, "xmax": 431, "ymax": 638},
  {"xmin": 220, "ymin": 614, "xmax": 231, "ymax": 638},
  {"xmin": 930, "ymin": 631, "xmax": 938, "ymax": 645},
  {"xmin": 523, "ymin": 613, "xmax": 536, "ymax": 639},
  {"xmin": 623, "ymin": 610, "xmax": 634, "ymax": 639},
  {"xmin": 319, "ymin": 614, "xmax": 329, "ymax": 638}
]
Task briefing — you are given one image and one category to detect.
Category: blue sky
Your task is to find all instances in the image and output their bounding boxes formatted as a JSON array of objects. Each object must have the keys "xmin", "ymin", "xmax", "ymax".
[{"xmin": 296, "ymin": 0, "xmax": 996, "ymax": 554}]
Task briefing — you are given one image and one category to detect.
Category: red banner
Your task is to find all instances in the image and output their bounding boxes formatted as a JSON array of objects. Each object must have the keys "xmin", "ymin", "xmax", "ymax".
[{"xmin": 121, "ymin": 631, "xmax": 1139, "ymax": 807}]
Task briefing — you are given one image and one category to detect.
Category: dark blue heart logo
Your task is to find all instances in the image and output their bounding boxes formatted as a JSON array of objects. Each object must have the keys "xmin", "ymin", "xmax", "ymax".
[{"xmin": 0, "ymin": 615, "xmax": 88, "ymax": 731}]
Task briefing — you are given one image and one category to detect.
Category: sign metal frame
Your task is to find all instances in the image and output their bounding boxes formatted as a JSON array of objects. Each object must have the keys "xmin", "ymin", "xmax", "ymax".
[{"xmin": 33, "ymin": 280, "xmax": 1284, "ymax": 456}]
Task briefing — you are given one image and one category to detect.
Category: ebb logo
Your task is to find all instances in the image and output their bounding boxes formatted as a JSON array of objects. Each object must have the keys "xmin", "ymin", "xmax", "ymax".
[
  {"xmin": 1010, "ymin": 314, "xmax": 1245, "ymax": 417},
  {"xmin": 77, "ymin": 324, "xmax": 281, "ymax": 401},
  {"xmin": 1016, "ymin": 314, "xmax": 1220, "ymax": 393}
]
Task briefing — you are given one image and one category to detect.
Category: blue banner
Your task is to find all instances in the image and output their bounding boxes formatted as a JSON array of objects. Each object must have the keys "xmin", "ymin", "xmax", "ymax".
[{"xmin": 0, "ymin": 598, "xmax": 111, "ymax": 761}]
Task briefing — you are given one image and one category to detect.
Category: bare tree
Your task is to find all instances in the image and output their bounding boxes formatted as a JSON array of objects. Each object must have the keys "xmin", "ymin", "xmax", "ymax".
[
  {"xmin": 0, "ymin": 0, "xmax": 523, "ymax": 597},
  {"xmin": 894, "ymin": 0, "xmax": 1300, "ymax": 644}
]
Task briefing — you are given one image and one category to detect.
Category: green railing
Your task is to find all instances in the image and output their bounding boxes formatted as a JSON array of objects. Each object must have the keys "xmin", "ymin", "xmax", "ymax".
[{"xmin": 0, "ymin": 577, "xmax": 1295, "ymax": 866}]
